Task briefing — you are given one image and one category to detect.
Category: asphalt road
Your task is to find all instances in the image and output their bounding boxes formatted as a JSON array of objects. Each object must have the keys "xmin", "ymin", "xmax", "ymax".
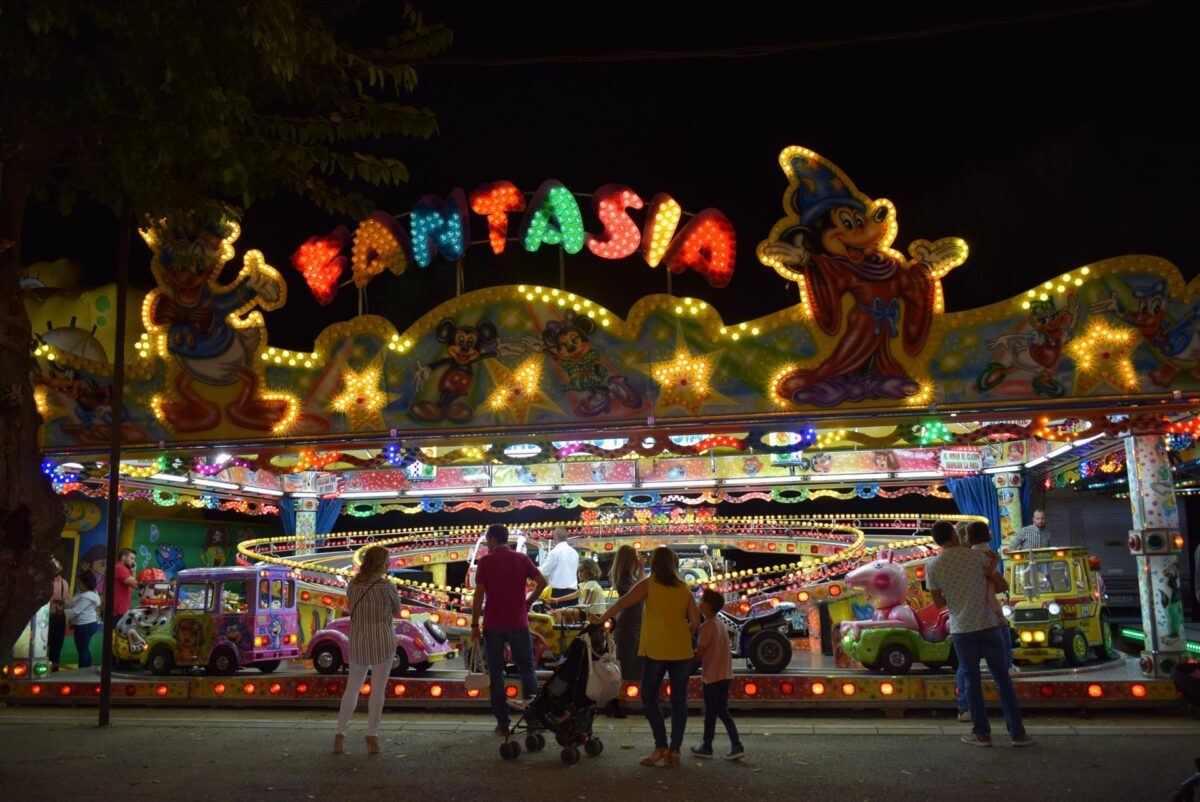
[{"xmin": 2, "ymin": 708, "xmax": 1198, "ymax": 801}]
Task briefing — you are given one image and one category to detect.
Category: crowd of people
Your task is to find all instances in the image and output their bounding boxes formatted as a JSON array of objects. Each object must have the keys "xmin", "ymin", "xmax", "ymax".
[
  {"xmin": 333, "ymin": 516, "xmax": 1047, "ymax": 761},
  {"xmin": 47, "ymin": 547, "xmax": 138, "ymax": 672}
]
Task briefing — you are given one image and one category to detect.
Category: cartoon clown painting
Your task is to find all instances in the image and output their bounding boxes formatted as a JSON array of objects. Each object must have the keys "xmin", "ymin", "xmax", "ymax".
[
  {"xmin": 141, "ymin": 216, "xmax": 295, "ymax": 433},
  {"xmin": 758, "ymin": 147, "xmax": 967, "ymax": 407},
  {"xmin": 1090, "ymin": 278, "xmax": 1200, "ymax": 386}
]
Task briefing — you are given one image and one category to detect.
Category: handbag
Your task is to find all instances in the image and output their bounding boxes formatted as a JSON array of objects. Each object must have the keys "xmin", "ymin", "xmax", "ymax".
[
  {"xmin": 585, "ymin": 630, "xmax": 622, "ymax": 705},
  {"xmin": 464, "ymin": 641, "xmax": 491, "ymax": 692}
]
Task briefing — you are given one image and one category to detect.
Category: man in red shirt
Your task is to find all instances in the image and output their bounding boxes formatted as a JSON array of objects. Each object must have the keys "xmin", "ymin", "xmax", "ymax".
[
  {"xmin": 471, "ymin": 524, "xmax": 547, "ymax": 735},
  {"xmin": 113, "ymin": 548, "xmax": 138, "ymax": 618}
]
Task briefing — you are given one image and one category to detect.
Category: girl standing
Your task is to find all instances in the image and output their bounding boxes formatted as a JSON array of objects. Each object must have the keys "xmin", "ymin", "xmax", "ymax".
[
  {"xmin": 66, "ymin": 571, "xmax": 101, "ymax": 668},
  {"xmin": 334, "ymin": 545, "xmax": 403, "ymax": 755}
]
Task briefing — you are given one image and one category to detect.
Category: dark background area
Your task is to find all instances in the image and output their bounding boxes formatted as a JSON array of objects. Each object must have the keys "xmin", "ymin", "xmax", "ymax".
[{"xmin": 19, "ymin": 0, "xmax": 1200, "ymax": 354}]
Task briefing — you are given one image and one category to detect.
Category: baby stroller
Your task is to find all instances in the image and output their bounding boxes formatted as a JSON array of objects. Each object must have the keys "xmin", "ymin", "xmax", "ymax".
[
  {"xmin": 1170, "ymin": 660, "xmax": 1200, "ymax": 801},
  {"xmin": 499, "ymin": 624, "xmax": 611, "ymax": 765}
]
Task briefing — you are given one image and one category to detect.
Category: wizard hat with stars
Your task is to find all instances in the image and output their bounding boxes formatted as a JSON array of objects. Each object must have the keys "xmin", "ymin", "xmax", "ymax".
[{"xmin": 786, "ymin": 150, "xmax": 867, "ymax": 228}]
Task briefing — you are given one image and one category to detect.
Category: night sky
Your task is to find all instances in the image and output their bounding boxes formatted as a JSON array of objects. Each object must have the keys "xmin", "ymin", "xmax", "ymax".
[{"xmin": 19, "ymin": 0, "xmax": 1199, "ymax": 356}]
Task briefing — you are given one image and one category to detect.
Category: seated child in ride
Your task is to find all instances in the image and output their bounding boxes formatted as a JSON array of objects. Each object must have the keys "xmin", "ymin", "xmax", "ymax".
[
  {"xmin": 965, "ymin": 521, "xmax": 1016, "ymax": 671},
  {"xmin": 550, "ymin": 558, "xmax": 606, "ymax": 625}
]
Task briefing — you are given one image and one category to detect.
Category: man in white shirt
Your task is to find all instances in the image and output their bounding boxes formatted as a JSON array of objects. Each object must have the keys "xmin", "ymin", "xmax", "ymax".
[
  {"xmin": 540, "ymin": 527, "xmax": 579, "ymax": 602},
  {"xmin": 928, "ymin": 520, "xmax": 1032, "ymax": 748}
]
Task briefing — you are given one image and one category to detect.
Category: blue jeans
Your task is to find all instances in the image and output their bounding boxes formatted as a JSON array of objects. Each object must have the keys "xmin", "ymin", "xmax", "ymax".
[
  {"xmin": 956, "ymin": 627, "xmax": 1013, "ymax": 712},
  {"xmin": 483, "ymin": 628, "xmax": 539, "ymax": 726},
  {"xmin": 641, "ymin": 658, "xmax": 691, "ymax": 750},
  {"xmin": 73, "ymin": 622, "xmax": 99, "ymax": 668},
  {"xmin": 701, "ymin": 679, "xmax": 741, "ymax": 749},
  {"xmin": 952, "ymin": 627, "xmax": 1025, "ymax": 738}
]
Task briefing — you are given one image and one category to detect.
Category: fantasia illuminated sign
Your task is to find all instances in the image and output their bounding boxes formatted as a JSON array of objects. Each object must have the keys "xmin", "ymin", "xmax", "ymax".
[{"xmin": 289, "ymin": 180, "xmax": 737, "ymax": 305}]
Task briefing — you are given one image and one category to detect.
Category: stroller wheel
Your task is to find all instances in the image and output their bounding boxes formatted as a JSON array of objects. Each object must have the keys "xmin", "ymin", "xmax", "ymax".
[
  {"xmin": 584, "ymin": 738, "xmax": 603, "ymax": 757},
  {"xmin": 499, "ymin": 741, "xmax": 521, "ymax": 760},
  {"xmin": 560, "ymin": 746, "xmax": 580, "ymax": 766},
  {"xmin": 525, "ymin": 733, "xmax": 545, "ymax": 752}
]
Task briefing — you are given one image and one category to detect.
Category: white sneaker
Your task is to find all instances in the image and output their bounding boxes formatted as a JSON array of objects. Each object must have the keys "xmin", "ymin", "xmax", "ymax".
[
  {"xmin": 957, "ymin": 711, "xmax": 972, "ymax": 722},
  {"xmin": 1008, "ymin": 664, "xmax": 1021, "ymax": 675}
]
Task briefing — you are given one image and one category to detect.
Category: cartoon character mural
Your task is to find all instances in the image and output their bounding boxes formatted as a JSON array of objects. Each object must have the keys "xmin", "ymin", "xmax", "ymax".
[
  {"xmin": 533, "ymin": 310, "xmax": 642, "ymax": 417},
  {"xmin": 201, "ymin": 526, "xmax": 229, "ymax": 568},
  {"xmin": 140, "ymin": 216, "xmax": 294, "ymax": 433},
  {"xmin": 410, "ymin": 318, "xmax": 501, "ymax": 423},
  {"xmin": 758, "ymin": 147, "xmax": 967, "ymax": 406},
  {"xmin": 978, "ymin": 296, "xmax": 1078, "ymax": 397},
  {"xmin": 1090, "ymin": 278, "xmax": 1200, "ymax": 386},
  {"xmin": 33, "ymin": 321, "xmax": 147, "ymax": 444},
  {"xmin": 155, "ymin": 544, "xmax": 186, "ymax": 580}
]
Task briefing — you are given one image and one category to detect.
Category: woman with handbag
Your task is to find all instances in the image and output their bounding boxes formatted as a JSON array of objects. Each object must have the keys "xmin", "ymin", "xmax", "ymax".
[
  {"xmin": 334, "ymin": 545, "xmax": 402, "ymax": 755},
  {"xmin": 594, "ymin": 547, "xmax": 699, "ymax": 767}
]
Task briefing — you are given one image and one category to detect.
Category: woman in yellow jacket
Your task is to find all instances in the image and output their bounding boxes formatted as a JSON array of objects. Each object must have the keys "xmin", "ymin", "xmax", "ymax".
[{"xmin": 596, "ymin": 547, "xmax": 699, "ymax": 766}]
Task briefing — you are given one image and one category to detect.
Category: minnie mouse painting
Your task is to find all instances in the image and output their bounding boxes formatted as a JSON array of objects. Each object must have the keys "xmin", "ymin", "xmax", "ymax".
[{"xmin": 532, "ymin": 310, "xmax": 643, "ymax": 417}]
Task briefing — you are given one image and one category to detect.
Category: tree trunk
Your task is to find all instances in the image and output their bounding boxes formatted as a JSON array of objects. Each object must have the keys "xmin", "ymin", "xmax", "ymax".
[{"xmin": 0, "ymin": 158, "xmax": 65, "ymax": 656}]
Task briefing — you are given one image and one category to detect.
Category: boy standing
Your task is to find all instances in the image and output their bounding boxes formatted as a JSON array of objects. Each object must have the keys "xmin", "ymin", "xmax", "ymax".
[{"xmin": 691, "ymin": 588, "xmax": 745, "ymax": 761}]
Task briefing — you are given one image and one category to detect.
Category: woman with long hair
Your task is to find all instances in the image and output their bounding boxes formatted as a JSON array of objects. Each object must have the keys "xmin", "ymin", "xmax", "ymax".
[
  {"xmin": 595, "ymin": 546, "xmax": 699, "ymax": 766},
  {"xmin": 334, "ymin": 544, "xmax": 402, "ymax": 755},
  {"xmin": 605, "ymin": 545, "xmax": 643, "ymax": 718}
]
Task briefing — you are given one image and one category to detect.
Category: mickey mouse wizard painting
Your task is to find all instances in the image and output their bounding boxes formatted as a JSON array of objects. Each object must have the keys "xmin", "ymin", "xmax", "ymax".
[{"xmin": 758, "ymin": 147, "xmax": 968, "ymax": 407}]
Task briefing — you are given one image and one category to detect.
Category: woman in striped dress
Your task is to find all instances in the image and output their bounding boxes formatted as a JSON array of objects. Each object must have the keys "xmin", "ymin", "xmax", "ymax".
[{"xmin": 334, "ymin": 545, "xmax": 402, "ymax": 755}]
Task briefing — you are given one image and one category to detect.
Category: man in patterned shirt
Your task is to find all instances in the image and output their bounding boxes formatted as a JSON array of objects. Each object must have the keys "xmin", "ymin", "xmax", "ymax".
[
  {"xmin": 928, "ymin": 521, "xmax": 1033, "ymax": 748},
  {"xmin": 1008, "ymin": 509, "xmax": 1052, "ymax": 551}
]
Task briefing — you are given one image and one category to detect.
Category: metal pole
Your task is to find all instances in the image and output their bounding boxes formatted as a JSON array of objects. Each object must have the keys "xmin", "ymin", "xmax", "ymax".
[{"xmin": 99, "ymin": 210, "xmax": 130, "ymax": 727}]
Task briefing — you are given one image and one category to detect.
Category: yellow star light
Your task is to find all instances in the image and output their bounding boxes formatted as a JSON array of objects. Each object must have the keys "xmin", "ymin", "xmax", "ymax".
[
  {"xmin": 1068, "ymin": 321, "xmax": 1138, "ymax": 393},
  {"xmin": 485, "ymin": 356, "xmax": 560, "ymax": 423},
  {"xmin": 645, "ymin": 342, "xmax": 726, "ymax": 415},
  {"xmin": 330, "ymin": 354, "xmax": 395, "ymax": 431}
]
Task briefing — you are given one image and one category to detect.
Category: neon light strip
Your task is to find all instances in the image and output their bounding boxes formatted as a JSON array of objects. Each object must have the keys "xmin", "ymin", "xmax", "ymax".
[{"xmin": 1119, "ymin": 627, "xmax": 1200, "ymax": 654}]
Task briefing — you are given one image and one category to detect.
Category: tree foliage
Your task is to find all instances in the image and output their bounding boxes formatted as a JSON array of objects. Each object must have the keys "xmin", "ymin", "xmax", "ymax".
[
  {"xmin": 0, "ymin": 0, "xmax": 450, "ymax": 656},
  {"xmin": 1, "ymin": 0, "xmax": 452, "ymax": 221}
]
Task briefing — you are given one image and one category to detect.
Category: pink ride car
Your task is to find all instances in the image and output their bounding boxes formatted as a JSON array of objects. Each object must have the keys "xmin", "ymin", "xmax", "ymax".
[{"xmin": 307, "ymin": 613, "xmax": 458, "ymax": 675}]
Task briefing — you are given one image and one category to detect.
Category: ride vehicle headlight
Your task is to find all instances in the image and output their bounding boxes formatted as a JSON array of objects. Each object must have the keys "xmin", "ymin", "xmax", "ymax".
[
  {"xmin": 1047, "ymin": 602, "xmax": 1062, "ymax": 615},
  {"xmin": 1002, "ymin": 604, "xmax": 1013, "ymax": 618},
  {"xmin": 1033, "ymin": 630, "xmax": 1047, "ymax": 643},
  {"xmin": 1020, "ymin": 631, "xmax": 1034, "ymax": 643}
]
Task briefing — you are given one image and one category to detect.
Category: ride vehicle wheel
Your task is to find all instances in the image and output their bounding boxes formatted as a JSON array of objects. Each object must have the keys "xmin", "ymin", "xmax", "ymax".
[
  {"xmin": 391, "ymin": 648, "xmax": 409, "ymax": 676},
  {"xmin": 413, "ymin": 661, "xmax": 432, "ymax": 676},
  {"xmin": 682, "ymin": 570, "xmax": 701, "ymax": 583},
  {"xmin": 255, "ymin": 660, "xmax": 281, "ymax": 674},
  {"xmin": 312, "ymin": 645, "xmax": 343, "ymax": 675},
  {"xmin": 584, "ymin": 738, "xmax": 603, "ymax": 757},
  {"xmin": 499, "ymin": 741, "xmax": 520, "ymax": 760},
  {"xmin": 147, "ymin": 646, "xmax": 174, "ymax": 676},
  {"xmin": 561, "ymin": 746, "xmax": 580, "ymax": 765},
  {"xmin": 1065, "ymin": 628, "xmax": 1090, "ymax": 666},
  {"xmin": 747, "ymin": 630, "xmax": 792, "ymax": 673},
  {"xmin": 1094, "ymin": 614, "xmax": 1115, "ymax": 659},
  {"xmin": 206, "ymin": 648, "xmax": 238, "ymax": 676},
  {"xmin": 873, "ymin": 644, "xmax": 914, "ymax": 675}
]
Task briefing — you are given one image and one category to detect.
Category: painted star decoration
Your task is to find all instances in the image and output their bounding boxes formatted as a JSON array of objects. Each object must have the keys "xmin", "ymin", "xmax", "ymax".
[
  {"xmin": 1068, "ymin": 321, "xmax": 1138, "ymax": 393},
  {"xmin": 329, "ymin": 353, "xmax": 396, "ymax": 431},
  {"xmin": 643, "ymin": 338, "xmax": 730, "ymax": 415},
  {"xmin": 485, "ymin": 355, "xmax": 560, "ymax": 423}
]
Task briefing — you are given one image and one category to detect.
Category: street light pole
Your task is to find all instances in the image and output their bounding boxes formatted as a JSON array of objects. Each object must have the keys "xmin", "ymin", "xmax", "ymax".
[{"xmin": 99, "ymin": 210, "xmax": 130, "ymax": 727}]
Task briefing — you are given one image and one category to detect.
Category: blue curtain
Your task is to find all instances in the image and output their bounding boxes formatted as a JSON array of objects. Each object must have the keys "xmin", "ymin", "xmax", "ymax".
[
  {"xmin": 316, "ymin": 499, "xmax": 344, "ymax": 534},
  {"xmin": 947, "ymin": 476, "xmax": 1004, "ymax": 552},
  {"xmin": 278, "ymin": 498, "xmax": 296, "ymax": 536},
  {"xmin": 1021, "ymin": 477, "xmax": 1032, "ymax": 527}
]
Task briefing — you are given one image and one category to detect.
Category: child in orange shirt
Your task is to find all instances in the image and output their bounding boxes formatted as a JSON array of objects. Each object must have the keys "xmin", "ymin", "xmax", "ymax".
[{"xmin": 691, "ymin": 588, "xmax": 745, "ymax": 760}]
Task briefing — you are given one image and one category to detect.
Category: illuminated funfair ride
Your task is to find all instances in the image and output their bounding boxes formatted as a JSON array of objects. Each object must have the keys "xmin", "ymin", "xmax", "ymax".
[{"xmin": 11, "ymin": 145, "xmax": 1200, "ymax": 709}]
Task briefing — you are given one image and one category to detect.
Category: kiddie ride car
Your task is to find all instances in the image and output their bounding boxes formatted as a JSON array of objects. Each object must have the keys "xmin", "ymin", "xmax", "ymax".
[
  {"xmin": 838, "ymin": 552, "xmax": 956, "ymax": 674},
  {"xmin": 718, "ymin": 597, "xmax": 796, "ymax": 673},
  {"xmin": 1001, "ymin": 546, "xmax": 1114, "ymax": 666},
  {"xmin": 116, "ymin": 566, "xmax": 302, "ymax": 676},
  {"xmin": 308, "ymin": 610, "xmax": 458, "ymax": 675}
]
